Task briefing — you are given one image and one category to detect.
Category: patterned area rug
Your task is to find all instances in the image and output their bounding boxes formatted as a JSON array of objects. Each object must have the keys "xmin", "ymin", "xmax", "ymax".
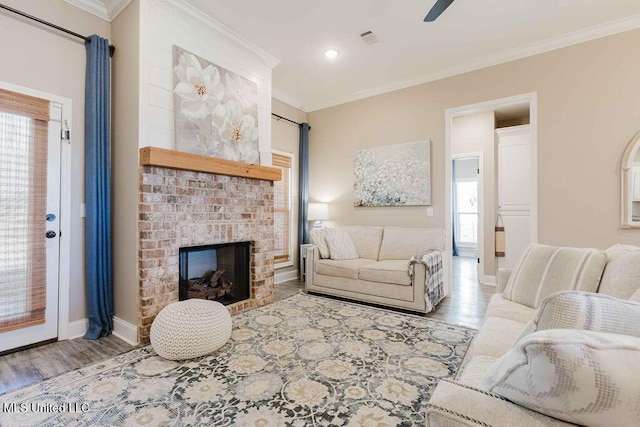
[{"xmin": 0, "ymin": 293, "xmax": 475, "ymax": 426}]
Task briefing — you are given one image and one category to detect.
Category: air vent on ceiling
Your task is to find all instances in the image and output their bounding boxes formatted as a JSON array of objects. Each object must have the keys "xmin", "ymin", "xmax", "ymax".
[{"xmin": 360, "ymin": 30, "xmax": 378, "ymax": 45}]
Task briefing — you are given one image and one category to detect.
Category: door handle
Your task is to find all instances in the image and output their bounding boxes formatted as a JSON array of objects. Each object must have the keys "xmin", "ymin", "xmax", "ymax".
[{"xmin": 46, "ymin": 230, "xmax": 57, "ymax": 239}]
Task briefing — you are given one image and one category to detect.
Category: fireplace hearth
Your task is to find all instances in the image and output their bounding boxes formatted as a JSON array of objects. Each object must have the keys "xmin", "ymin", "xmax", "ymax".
[{"xmin": 179, "ymin": 241, "xmax": 252, "ymax": 306}]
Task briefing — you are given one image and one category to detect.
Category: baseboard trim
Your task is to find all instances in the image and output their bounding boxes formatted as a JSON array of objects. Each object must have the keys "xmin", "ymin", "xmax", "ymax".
[
  {"xmin": 482, "ymin": 275, "xmax": 497, "ymax": 286},
  {"xmin": 275, "ymin": 269, "xmax": 299, "ymax": 284},
  {"xmin": 66, "ymin": 318, "xmax": 88, "ymax": 339},
  {"xmin": 113, "ymin": 317, "xmax": 138, "ymax": 346},
  {"xmin": 64, "ymin": 317, "xmax": 137, "ymax": 345}
]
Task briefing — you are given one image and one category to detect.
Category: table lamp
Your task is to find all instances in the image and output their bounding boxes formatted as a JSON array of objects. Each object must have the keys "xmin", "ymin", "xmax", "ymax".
[{"xmin": 307, "ymin": 203, "xmax": 329, "ymax": 230}]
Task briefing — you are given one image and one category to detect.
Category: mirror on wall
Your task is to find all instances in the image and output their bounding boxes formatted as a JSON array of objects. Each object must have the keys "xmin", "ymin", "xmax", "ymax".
[{"xmin": 621, "ymin": 131, "xmax": 640, "ymax": 228}]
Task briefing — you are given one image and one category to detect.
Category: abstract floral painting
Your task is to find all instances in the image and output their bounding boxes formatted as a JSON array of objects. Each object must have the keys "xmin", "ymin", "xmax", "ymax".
[
  {"xmin": 354, "ymin": 140, "xmax": 431, "ymax": 206},
  {"xmin": 173, "ymin": 46, "xmax": 259, "ymax": 164}
]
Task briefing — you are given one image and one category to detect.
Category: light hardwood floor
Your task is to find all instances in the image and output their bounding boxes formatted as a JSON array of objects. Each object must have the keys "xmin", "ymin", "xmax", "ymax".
[
  {"xmin": 0, "ymin": 256, "xmax": 492, "ymax": 395},
  {"xmin": 0, "ymin": 334, "xmax": 134, "ymax": 395}
]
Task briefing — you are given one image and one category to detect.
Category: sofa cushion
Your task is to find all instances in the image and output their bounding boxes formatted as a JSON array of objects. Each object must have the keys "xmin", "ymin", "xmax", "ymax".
[
  {"xmin": 378, "ymin": 227, "xmax": 445, "ymax": 261},
  {"xmin": 518, "ymin": 291, "xmax": 640, "ymax": 342},
  {"xmin": 324, "ymin": 228, "xmax": 359, "ymax": 260},
  {"xmin": 358, "ymin": 260, "xmax": 412, "ymax": 286},
  {"xmin": 310, "ymin": 229, "xmax": 330, "ymax": 258},
  {"xmin": 315, "ymin": 258, "xmax": 376, "ymax": 280},
  {"xmin": 631, "ymin": 288, "xmax": 640, "ymax": 303},
  {"xmin": 598, "ymin": 244, "xmax": 640, "ymax": 299},
  {"xmin": 480, "ymin": 329, "xmax": 640, "ymax": 427},
  {"xmin": 427, "ymin": 379, "xmax": 575, "ymax": 427},
  {"xmin": 457, "ymin": 355, "xmax": 498, "ymax": 388},
  {"xmin": 485, "ymin": 294, "xmax": 536, "ymax": 324},
  {"xmin": 341, "ymin": 226, "xmax": 384, "ymax": 261},
  {"xmin": 503, "ymin": 244, "xmax": 606, "ymax": 309},
  {"xmin": 472, "ymin": 316, "xmax": 528, "ymax": 358}
]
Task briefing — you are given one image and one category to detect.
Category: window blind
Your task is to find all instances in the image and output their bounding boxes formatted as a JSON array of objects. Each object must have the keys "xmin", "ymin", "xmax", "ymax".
[
  {"xmin": 0, "ymin": 89, "xmax": 49, "ymax": 333},
  {"xmin": 272, "ymin": 153, "xmax": 292, "ymax": 264}
]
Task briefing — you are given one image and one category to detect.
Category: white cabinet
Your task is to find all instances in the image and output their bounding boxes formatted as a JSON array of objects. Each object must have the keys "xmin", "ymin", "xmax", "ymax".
[
  {"xmin": 632, "ymin": 166, "xmax": 640, "ymax": 201},
  {"xmin": 496, "ymin": 125, "xmax": 534, "ymax": 270}
]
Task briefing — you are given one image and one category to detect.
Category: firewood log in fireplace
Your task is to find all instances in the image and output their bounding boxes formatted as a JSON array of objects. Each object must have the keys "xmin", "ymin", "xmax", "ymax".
[
  {"xmin": 186, "ymin": 269, "xmax": 234, "ymax": 300},
  {"xmin": 209, "ymin": 269, "xmax": 226, "ymax": 287},
  {"xmin": 215, "ymin": 280, "xmax": 234, "ymax": 298}
]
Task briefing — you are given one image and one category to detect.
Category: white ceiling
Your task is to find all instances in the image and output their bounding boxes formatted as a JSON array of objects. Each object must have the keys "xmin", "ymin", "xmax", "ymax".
[
  {"xmin": 71, "ymin": 0, "xmax": 640, "ymax": 112},
  {"xmin": 182, "ymin": 0, "xmax": 640, "ymax": 111}
]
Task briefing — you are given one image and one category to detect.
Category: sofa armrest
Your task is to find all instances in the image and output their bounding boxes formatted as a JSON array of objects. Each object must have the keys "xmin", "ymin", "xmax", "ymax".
[
  {"xmin": 304, "ymin": 246, "xmax": 320, "ymax": 288},
  {"xmin": 426, "ymin": 379, "xmax": 574, "ymax": 427},
  {"xmin": 496, "ymin": 269, "xmax": 513, "ymax": 293}
]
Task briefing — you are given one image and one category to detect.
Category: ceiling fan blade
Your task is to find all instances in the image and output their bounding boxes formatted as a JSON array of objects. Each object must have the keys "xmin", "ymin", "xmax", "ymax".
[{"xmin": 424, "ymin": 0, "xmax": 455, "ymax": 22}]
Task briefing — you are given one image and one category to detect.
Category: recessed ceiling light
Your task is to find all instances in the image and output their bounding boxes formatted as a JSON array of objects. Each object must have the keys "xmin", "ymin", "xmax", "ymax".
[{"xmin": 324, "ymin": 49, "xmax": 338, "ymax": 59}]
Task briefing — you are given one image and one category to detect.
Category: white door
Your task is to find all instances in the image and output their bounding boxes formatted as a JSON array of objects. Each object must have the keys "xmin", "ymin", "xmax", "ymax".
[
  {"xmin": 497, "ymin": 125, "xmax": 534, "ymax": 269},
  {"xmin": 0, "ymin": 96, "xmax": 61, "ymax": 353}
]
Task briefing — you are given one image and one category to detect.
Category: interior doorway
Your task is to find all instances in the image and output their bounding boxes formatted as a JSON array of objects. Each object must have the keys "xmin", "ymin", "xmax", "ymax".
[
  {"xmin": 445, "ymin": 93, "xmax": 537, "ymax": 289},
  {"xmin": 452, "ymin": 155, "xmax": 481, "ymax": 283}
]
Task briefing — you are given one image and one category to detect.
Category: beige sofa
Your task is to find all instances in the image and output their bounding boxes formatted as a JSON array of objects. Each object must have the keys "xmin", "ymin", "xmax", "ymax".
[
  {"xmin": 426, "ymin": 244, "xmax": 640, "ymax": 427},
  {"xmin": 304, "ymin": 226, "xmax": 448, "ymax": 313}
]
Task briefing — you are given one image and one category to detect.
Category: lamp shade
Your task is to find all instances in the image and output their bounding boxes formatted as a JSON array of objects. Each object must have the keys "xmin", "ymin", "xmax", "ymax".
[{"xmin": 308, "ymin": 203, "xmax": 329, "ymax": 221}]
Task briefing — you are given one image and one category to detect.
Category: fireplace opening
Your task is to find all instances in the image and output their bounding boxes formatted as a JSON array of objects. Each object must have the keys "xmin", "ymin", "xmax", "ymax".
[{"xmin": 179, "ymin": 241, "xmax": 252, "ymax": 305}]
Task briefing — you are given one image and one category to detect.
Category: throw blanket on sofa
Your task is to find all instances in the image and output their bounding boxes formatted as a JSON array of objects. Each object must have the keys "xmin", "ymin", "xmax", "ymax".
[{"xmin": 408, "ymin": 251, "xmax": 444, "ymax": 313}]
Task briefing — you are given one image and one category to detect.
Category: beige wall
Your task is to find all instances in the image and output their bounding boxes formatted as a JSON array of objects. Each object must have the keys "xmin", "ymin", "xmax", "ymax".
[
  {"xmin": 452, "ymin": 111, "xmax": 496, "ymax": 276},
  {"xmin": 308, "ymin": 28, "xmax": 640, "ymax": 252},
  {"xmin": 271, "ymin": 98, "xmax": 307, "ymax": 279},
  {"xmin": 111, "ymin": 0, "xmax": 140, "ymax": 326},
  {"xmin": 0, "ymin": 0, "xmax": 111, "ymax": 323},
  {"xmin": 308, "ymin": 93, "xmax": 446, "ymax": 228}
]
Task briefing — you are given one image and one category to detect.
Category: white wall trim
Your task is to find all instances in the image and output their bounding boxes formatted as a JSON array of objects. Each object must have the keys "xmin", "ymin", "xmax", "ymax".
[
  {"xmin": 65, "ymin": 317, "xmax": 138, "ymax": 345},
  {"xmin": 275, "ymin": 269, "xmax": 299, "ymax": 284},
  {"xmin": 445, "ymin": 92, "xmax": 538, "ymax": 293},
  {"xmin": 302, "ymin": 14, "xmax": 640, "ymax": 112},
  {"xmin": 66, "ymin": 319, "xmax": 89, "ymax": 339},
  {"xmin": 151, "ymin": 0, "xmax": 280, "ymax": 70},
  {"xmin": 272, "ymin": 89, "xmax": 308, "ymax": 113},
  {"xmin": 64, "ymin": 0, "xmax": 110, "ymax": 21},
  {"xmin": 56, "ymin": 96, "xmax": 74, "ymax": 341},
  {"xmin": 105, "ymin": 0, "xmax": 134, "ymax": 20},
  {"xmin": 482, "ymin": 275, "xmax": 497, "ymax": 287},
  {"xmin": 64, "ymin": 0, "xmax": 133, "ymax": 22},
  {"xmin": 113, "ymin": 317, "xmax": 138, "ymax": 345},
  {"xmin": 455, "ymin": 247, "xmax": 477, "ymax": 257}
]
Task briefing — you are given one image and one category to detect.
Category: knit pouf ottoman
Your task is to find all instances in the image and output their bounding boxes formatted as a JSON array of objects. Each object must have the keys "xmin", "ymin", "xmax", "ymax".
[{"xmin": 150, "ymin": 299, "xmax": 232, "ymax": 360}]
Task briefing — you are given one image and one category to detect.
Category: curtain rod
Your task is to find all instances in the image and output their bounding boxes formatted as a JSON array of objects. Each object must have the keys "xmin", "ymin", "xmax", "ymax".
[
  {"xmin": 0, "ymin": 3, "xmax": 115, "ymax": 57},
  {"xmin": 272, "ymin": 113, "xmax": 311, "ymax": 130}
]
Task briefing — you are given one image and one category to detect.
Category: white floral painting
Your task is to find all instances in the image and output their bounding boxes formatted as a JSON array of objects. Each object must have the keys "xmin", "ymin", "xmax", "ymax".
[
  {"xmin": 353, "ymin": 140, "xmax": 431, "ymax": 206},
  {"xmin": 173, "ymin": 46, "xmax": 259, "ymax": 164}
]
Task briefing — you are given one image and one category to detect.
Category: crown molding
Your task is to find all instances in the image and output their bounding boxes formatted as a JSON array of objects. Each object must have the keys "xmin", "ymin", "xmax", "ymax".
[
  {"xmin": 64, "ymin": 0, "xmax": 132, "ymax": 22},
  {"xmin": 304, "ymin": 13, "xmax": 640, "ymax": 112},
  {"xmin": 272, "ymin": 88, "xmax": 308, "ymax": 112},
  {"xmin": 152, "ymin": 0, "xmax": 280, "ymax": 70},
  {"xmin": 64, "ymin": 0, "xmax": 108, "ymax": 21},
  {"xmin": 106, "ymin": 0, "xmax": 133, "ymax": 20}
]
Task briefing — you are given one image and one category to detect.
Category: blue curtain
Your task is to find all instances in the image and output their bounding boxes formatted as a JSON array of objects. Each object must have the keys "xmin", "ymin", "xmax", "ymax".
[
  {"xmin": 84, "ymin": 35, "xmax": 113, "ymax": 339},
  {"xmin": 298, "ymin": 123, "xmax": 310, "ymax": 254},
  {"xmin": 451, "ymin": 160, "xmax": 459, "ymax": 257}
]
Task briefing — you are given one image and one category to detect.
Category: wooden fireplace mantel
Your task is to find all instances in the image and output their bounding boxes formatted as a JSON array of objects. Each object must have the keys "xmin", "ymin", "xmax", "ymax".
[{"xmin": 139, "ymin": 147, "xmax": 281, "ymax": 181}]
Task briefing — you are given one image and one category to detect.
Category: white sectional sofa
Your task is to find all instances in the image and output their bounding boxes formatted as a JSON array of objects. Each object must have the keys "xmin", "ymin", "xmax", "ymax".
[
  {"xmin": 304, "ymin": 226, "xmax": 448, "ymax": 313},
  {"xmin": 426, "ymin": 244, "xmax": 640, "ymax": 427}
]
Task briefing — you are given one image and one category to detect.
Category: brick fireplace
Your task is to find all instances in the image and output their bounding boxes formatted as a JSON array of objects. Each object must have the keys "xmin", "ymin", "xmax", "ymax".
[{"xmin": 136, "ymin": 147, "xmax": 280, "ymax": 344}]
